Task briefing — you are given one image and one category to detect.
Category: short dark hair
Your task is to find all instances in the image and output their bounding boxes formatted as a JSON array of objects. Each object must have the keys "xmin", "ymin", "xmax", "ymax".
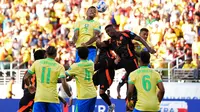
[
  {"xmin": 34, "ymin": 50, "xmax": 46, "ymax": 60},
  {"xmin": 140, "ymin": 28, "xmax": 149, "ymax": 33},
  {"xmin": 78, "ymin": 47, "xmax": 89, "ymax": 60},
  {"xmin": 140, "ymin": 51, "xmax": 150, "ymax": 64},
  {"xmin": 46, "ymin": 46, "xmax": 57, "ymax": 56},
  {"xmin": 88, "ymin": 6, "xmax": 96, "ymax": 10},
  {"xmin": 105, "ymin": 24, "xmax": 114, "ymax": 30},
  {"xmin": 11, "ymin": 77, "xmax": 15, "ymax": 80}
]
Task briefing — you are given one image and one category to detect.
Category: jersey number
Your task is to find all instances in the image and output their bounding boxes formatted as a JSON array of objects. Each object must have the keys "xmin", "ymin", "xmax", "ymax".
[
  {"xmin": 41, "ymin": 67, "xmax": 51, "ymax": 84},
  {"xmin": 142, "ymin": 75, "xmax": 151, "ymax": 91},
  {"xmin": 84, "ymin": 69, "xmax": 90, "ymax": 81},
  {"xmin": 84, "ymin": 24, "xmax": 89, "ymax": 33}
]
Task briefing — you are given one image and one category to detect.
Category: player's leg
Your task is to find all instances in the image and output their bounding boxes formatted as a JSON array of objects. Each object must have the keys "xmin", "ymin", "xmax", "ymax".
[
  {"xmin": 117, "ymin": 73, "xmax": 127, "ymax": 99},
  {"xmin": 100, "ymin": 69, "xmax": 115, "ymax": 111},
  {"xmin": 121, "ymin": 58, "xmax": 138, "ymax": 111},
  {"xmin": 18, "ymin": 97, "xmax": 34, "ymax": 112},
  {"xmin": 33, "ymin": 102, "xmax": 47, "ymax": 112},
  {"xmin": 19, "ymin": 93, "xmax": 35, "ymax": 112},
  {"xmin": 92, "ymin": 71, "xmax": 100, "ymax": 87},
  {"xmin": 99, "ymin": 89, "xmax": 111, "ymax": 105},
  {"xmin": 19, "ymin": 96, "xmax": 27, "ymax": 109},
  {"xmin": 47, "ymin": 103, "xmax": 62, "ymax": 112},
  {"xmin": 88, "ymin": 97, "xmax": 97, "ymax": 112},
  {"xmin": 87, "ymin": 47, "xmax": 97, "ymax": 62},
  {"xmin": 97, "ymin": 69, "xmax": 112, "ymax": 106}
]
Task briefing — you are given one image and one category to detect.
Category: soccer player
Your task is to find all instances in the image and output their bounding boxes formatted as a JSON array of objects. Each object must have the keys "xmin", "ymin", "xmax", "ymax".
[
  {"xmin": 65, "ymin": 47, "xmax": 97, "ymax": 112},
  {"xmin": 127, "ymin": 51, "xmax": 165, "ymax": 112},
  {"xmin": 134, "ymin": 28, "xmax": 152, "ymax": 68},
  {"xmin": 96, "ymin": 24, "xmax": 155, "ymax": 101},
  {"xmin": 93, "ymin": 46, "xmax": 119, "ymax": 112},
  {"xmin": 135, "ymin": 28, "xmax": 151, "ymax": 52},
  {"xmin": 24, "ymin": 46, "xmax": 72, "ymax": 112},
  {"xmin": 19, "ymin": 49, "xmax": 46, "ymax": 112},
  {"xmin": 71, "ymin": 6, "xmax": 101, "ymax": 62}
]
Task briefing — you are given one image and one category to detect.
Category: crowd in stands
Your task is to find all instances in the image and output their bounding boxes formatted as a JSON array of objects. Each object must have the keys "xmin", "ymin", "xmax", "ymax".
[{"xmin": 0, "ymin": 0, "xmax": 200, "ymax": 70}]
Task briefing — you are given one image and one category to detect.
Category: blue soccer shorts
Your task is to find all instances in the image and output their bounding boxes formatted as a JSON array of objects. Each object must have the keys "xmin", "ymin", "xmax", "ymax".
[
  {"xmin": 33, "ymin": 102, "xmax": 61, "ymax": 112},
  {"xmin": 75, "ymin": 48, "xmax": 97, "ymax": 63},
  {"xmin": 75, "ymin": 97, "xmax": 97, "ymax": 112}
]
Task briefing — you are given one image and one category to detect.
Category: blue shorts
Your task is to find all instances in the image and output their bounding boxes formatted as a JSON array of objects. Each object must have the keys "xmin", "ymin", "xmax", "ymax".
[
  {"xmin": 133, "ymin": 108, "xmax": 160, "ymax": 112},
  {"xmin": 75, "ymin": 97, "xmax": 96, "ymax": 112},
  {"xmin": 75, "ymin": 47, "xmax": 97, "ymax": 63},
  {"xmin": 33, "ymin": 102, "xmax": 61, "ymax": 112}
]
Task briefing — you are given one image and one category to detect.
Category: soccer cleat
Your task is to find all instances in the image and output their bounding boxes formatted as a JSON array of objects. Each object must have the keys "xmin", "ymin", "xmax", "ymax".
[{"xmin": 108, "ymin": 104, "xmax": 115, "ymax": 112}]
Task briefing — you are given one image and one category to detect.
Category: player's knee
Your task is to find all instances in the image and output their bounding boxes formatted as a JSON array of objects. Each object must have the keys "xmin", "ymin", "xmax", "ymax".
[
  {"xmin": 100, "ymin": 92, "xmax": 107, "ymax": 98},
  {"xmin": 99, "ymin": 89, "xmax": 105, "ymax": 95}
]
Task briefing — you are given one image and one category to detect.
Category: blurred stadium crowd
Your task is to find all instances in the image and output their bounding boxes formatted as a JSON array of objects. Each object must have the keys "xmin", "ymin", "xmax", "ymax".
[{"xmin": 0, "ymin": 0, "xmax": 200, "ymax": 70}]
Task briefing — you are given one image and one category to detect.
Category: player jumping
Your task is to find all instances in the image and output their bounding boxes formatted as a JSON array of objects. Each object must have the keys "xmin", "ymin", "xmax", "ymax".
[
  {"xmin": 127, "ymin": 51, "xmax": 165, "ymax": 112},
  {"xmin": 24, "ymin": 46, "xmax": 72, "ymax": 112},
  {"xmin": 71, "ymin": 6, "xmax": 101, "ymax": 62},
  {"xmin": 96, "ymin": 24, "xmax": 156, "ymax": 111},
  {"xmin": 93, "ymin": 43, "xmax": 120, "ymax": 112}
]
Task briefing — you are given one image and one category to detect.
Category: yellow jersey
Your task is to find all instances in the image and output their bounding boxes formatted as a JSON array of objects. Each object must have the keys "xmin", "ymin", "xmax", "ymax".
[
  {"xmin": 134, "ymin": 41, "xmax": 153, "ymax": 66},
  {"xmin": 66, "ymin": 60, "xmax": 97, "ymax": 99},
  {"xmin": 28, "ymin": 58, "xmax": 66, "ymax": 103},
  {"xmin": 74, "ymin": 20, "xmax": 101, "ymax": 48},
  {"xmin": 128, "ymin": 66, "xmax": 162, "ymax": 111},
  {"xmin": 134, "ymin": 41, "xmax": 153, "ymax": 53},
  {"xmin": 182, "ymin": 63, "xmax": 197, "ymax": 69}
]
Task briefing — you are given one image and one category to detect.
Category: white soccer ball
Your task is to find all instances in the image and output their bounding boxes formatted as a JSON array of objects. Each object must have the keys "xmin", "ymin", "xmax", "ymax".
[{"xmin": 96, "ymin": 0, "xmax": 107, "ymax": 13}]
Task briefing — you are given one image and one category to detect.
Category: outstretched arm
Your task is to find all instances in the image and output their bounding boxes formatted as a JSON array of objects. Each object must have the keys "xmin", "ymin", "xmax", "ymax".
[
  {"xmin": 71, "ymin": 30, "xmax": 79, "ymax": 45},
  {"xmin": 61, "ymin": 77, "xmax": 72, "ymax": 97},
  {"xmin": 133, "ymin": 35, "xmax": 156, "ymax": 54},
  {"xmin": 96, "ymin": 34, "xmax": 108, "ymax": 48}
]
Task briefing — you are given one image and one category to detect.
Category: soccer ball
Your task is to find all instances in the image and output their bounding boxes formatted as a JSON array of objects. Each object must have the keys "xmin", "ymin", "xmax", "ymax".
[{"xmin": 96, "ymin": 0, "xmax": 107, "ymax": 13}]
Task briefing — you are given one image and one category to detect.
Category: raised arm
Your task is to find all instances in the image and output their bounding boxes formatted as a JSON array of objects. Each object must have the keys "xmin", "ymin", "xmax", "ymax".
[
  {"xmin": 60, "ymin": 77, "xmax": 72, "ymax": 97},
  {"xmin": 59, "ymin": 66, "xmax": 72, "ymax": 97},
  {"xmin": 71, "ymin": 30, "xmax": 79, "ymax": 45},
  {"xmin": 96, "ymin": 34, "xmax": 108, "ymax": 48},
  {"xmin": 133, "ymin": 35, "xmax": 156, "ymax": 54},
  {"xmin": 71, "ymin": 21, "xmax": 80, "ymax": 45}
]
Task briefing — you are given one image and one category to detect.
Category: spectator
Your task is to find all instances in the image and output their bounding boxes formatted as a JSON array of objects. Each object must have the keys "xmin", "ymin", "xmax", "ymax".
[
  {"xmin": 6, "ymin": 77, "xmax": 15, "ymax": 99},
  {"xmin": 0, "ymin": 0, "xmax": 199, "ymax": 71},
  {"xmin": 182, "ymin": 57, "xmax": 197, "ymax": 69}
]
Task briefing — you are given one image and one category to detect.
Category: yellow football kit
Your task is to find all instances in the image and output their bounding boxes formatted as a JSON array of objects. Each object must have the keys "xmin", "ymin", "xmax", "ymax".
[
  {"xmin": 66, "ymin": 60, "xmax": 97, "ymax": 99},
  {"xmin": 74, "ymin": 20, "xmax": 101, "ymax": 48},
  {"xmin": 28, "ymin": 58, "xmax": 66, "ymax": 103},
  {"xmin": 128, "ymin": 66, "xmax": 162, "ymax": 111}
]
